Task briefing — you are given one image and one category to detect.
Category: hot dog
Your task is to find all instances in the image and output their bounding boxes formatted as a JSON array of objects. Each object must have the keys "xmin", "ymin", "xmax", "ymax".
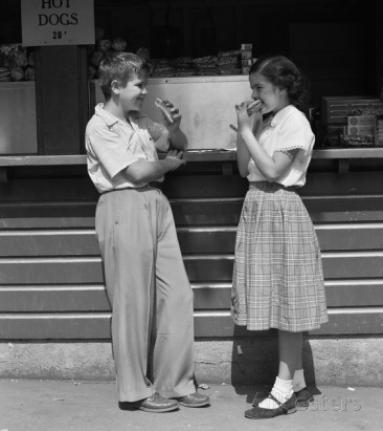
[
  {"xmin": 155, "ymin": 97, "xmax": 175, "ymax": 124},
  {"xmin": 246, "ymin": 99, "xmax": 262, "ymax": 116}
]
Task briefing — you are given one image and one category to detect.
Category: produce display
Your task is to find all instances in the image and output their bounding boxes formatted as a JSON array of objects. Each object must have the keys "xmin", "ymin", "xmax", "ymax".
[
  {"xmin": 88, "ymin": 29, "xmax": 254, "ymax": 79},
  {"xmin": 0, "ymin": 45, "xmax": 35, "ymax": 82}
]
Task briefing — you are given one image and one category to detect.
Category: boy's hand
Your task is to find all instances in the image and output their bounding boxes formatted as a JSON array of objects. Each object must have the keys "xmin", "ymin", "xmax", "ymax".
[
  {"xmin": 155, "ymin": 98, "xmax": 182, "ymax": 133},
  {"xmin": 164, "ymin": 149, "xmax": 186, "ymax": 171}
]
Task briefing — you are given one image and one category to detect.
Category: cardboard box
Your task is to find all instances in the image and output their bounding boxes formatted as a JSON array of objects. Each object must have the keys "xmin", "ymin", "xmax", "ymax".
[
  {"xmin": 376, "ymin": 115, "xmax": 383, "ymax": 147},
  {"xmin": 322, "ymin": 96, "xmax": 383, "ymax": 125},
  {"xmin": 347, "ymin": 114, "xmax": 376, "ymax": 136}
]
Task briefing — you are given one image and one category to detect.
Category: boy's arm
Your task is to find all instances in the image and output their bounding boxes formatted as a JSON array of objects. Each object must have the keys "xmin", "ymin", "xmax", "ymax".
[
  {"xmin": 154, "ymin": 128, "xmax": 171, "ymax": 152},
  {"xmin": 87, "ymin": 124, "xmax": 183, "ymax": 185},
  {"xmin": 124, "ymin": 151, "xmax": 185, "ymax": 185},
  {"xmin": 87, "ymin": 126, "xmax": 142, "ymax": 179},
  {"xmin": 155, "ymin": 98, "xmax": 188, "ymax": 150},
  {"xmin": 168, "ymin": 127, "xmax": 187, "ymax": 151},
  {"xmin": 153, "ymin": 126, "xmax": 187, "ymax": 152},
  {"xmin": 144, "ymin": 117, "xmax": 187, "ymax": 152}
]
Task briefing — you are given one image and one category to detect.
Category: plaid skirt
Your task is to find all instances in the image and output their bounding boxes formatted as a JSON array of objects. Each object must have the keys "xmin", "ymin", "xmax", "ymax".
[{"xmin": 231, "ymin": 182, "xmax": 328, "ymax": 332}]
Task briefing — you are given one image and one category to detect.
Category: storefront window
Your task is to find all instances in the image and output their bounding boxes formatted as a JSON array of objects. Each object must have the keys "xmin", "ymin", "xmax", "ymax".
[
  {"xmin": 88, "ymin": 0, "xmax": 382, "ymax": 150},
  {"xmin": 0, "ymin": 0, "xmax": 38, "ymax": 155},
  {"xmin": 0, "ymin": 0, "xmax": 382, "ymax": 155}
]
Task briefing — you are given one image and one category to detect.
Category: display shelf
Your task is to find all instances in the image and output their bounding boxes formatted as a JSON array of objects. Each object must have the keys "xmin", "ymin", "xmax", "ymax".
[
  {"xmin": 312, "ymin": 148, "xmax": 383, "ymax": 159},
  {"xmin": 0, "ymin": 154, "xmax": 86, "ymax": 166},
  {"xmin": 0, "ymin": 148, "xmax": 383, "ymax": 168}
]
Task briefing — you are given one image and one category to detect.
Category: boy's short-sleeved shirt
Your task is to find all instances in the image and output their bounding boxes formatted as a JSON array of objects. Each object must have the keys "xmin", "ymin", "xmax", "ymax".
[
  {"xmin": 85, "ymin": 104, "xmax": 167, "ymax": 193},
  {"xmin": 247, "ymin": 105, "xmax": 315, "ymax": 187}
]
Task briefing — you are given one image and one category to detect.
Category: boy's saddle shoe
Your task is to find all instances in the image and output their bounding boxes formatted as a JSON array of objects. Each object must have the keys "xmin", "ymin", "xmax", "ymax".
[
  {"xmin": 174, "ymin": 392, "xmax": 210, "ymax": 408},
  {"xmin": 245, "ymin": 393, "xmax": 297, "ymax": 419},
  {"xmin": 252, "ymin": 386, "xmax": 313, "ymax": 407},
  {"xmin": 134, "ymin": 393, "xmax": 179, "ymax": 413}
]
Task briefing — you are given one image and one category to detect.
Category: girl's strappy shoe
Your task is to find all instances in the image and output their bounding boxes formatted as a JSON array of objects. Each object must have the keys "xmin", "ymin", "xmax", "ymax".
[
  {"xmin": 252, "ymin": 386, "xmax": 314, "ymax": 407},
  {"xmin": 245, "ymin": 393, "xmax": 297, "ymax": 419}
]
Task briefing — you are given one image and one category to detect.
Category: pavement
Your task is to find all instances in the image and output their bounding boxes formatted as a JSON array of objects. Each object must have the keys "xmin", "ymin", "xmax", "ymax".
[{"xmin": 0, "ymin": 379, "xmax": 382, "ymax": 431}]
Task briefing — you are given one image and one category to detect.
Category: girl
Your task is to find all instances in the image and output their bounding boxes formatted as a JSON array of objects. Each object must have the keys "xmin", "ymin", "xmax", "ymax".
[{"xmin": 231, "ymin": 56, "xmax": 328, "ymax": 419}]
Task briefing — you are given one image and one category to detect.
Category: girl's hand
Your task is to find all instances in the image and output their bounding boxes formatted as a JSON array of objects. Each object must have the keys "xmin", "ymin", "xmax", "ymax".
[
  {"xmin": 235, "ymin": 100, "xmax": 262, "ymax": 135},
  {"xmin": 155, "ymin": 98, "xmax": 182, "ymax": 133}
]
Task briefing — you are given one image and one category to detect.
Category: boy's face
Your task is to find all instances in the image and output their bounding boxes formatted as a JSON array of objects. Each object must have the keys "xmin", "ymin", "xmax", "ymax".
[{"xmin": 114, "ymin": 71, "xmax": 148, "ymax": 113}]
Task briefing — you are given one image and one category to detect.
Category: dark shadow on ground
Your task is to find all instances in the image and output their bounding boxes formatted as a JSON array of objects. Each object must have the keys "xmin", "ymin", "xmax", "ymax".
[{"xmin": 231, "ymin": 326, "xmax": 322, "ymax": 404}]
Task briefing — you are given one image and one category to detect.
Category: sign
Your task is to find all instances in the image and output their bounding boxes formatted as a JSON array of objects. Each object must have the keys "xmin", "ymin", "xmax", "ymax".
[{"xmin": 21, "ymin": 0, "xmax": 95, "ymax": 46}]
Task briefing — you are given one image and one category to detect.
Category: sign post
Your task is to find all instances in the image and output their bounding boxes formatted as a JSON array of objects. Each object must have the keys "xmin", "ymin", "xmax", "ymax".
[{"xmin": 21, "ymin": 0, "xmax": 95, "ymax": 46}]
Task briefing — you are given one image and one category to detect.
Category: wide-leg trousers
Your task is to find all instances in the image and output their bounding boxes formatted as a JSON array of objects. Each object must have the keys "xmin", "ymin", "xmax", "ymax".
[{"xmin": 95, "ymin": 186, "xmax": 195, "ymax": 402}]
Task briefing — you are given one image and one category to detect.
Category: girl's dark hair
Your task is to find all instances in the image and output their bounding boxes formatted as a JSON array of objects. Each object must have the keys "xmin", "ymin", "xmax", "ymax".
[
  {"xmin": 99, "ymin": 52, "xmax": 147, "ymax": 100},
  {"xmin": 249, "ymin": 55, "xmax": 309, "ymax": 112}
]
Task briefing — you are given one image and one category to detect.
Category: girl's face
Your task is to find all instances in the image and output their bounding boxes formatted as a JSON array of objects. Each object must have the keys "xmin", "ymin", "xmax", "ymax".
[{"xmin": 249, "ymin": 72, "xmax": 289, "ymax": 114}]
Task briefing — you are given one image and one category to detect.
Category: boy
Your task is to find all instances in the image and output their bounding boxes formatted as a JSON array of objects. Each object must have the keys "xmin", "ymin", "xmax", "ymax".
[{"xmin": 85, "ymin": 53, "xmax": 209, "ymax": 412}]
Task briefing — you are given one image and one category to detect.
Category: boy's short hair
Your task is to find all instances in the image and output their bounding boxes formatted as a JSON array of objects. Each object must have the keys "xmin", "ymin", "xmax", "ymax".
[{"xmin": 99, "ymin": 52, "xmax": 148, "ymax": 100}]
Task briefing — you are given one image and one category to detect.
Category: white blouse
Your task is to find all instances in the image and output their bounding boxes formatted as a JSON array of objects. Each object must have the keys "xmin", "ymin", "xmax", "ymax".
[{"xmin": 247, "ymin": 105, "xmax": 315, "ymax": 187}]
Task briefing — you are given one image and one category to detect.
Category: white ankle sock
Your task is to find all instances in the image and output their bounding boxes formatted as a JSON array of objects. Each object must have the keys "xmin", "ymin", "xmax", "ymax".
[
  {"xmin": 258, "ymin": 377, "xmax": 293, "ymax": 410},
  {"xmin": 293, "ymin": 369, "xmax": 306, "ymax": 392}
]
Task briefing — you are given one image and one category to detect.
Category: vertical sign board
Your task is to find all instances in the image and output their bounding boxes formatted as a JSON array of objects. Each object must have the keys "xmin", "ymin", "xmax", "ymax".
[{"xmin": 21, "ymin": 0, "xmax": 95, "ymax": 46}]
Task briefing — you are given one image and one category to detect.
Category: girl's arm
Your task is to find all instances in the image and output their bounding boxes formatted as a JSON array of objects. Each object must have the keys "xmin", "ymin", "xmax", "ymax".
[
  {"xmin": 235, "ymin": 101, "xmax": 265, "ymax": 178},
  {"xmin": 240, "ymin": 128, "xmax": 295, "ymax": 181},
  {"xmin": 236, "ymin": 103, "xmax": 295, "ymax": 181},
  {"xmin": 236, "ymin": 132, "xmax": 251, "ymax": 177}
]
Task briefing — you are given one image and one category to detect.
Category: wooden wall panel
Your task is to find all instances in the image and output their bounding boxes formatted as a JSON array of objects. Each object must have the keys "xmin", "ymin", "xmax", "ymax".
[
  {"xmin": 0, "ymin": 253, "xmax": 382, "ymax": 285},
  {"xmin": 0, "ymin": 223, "xmax": 382, "ymax": 257},
  {"xmin": 0, "ymin": 310, "xmax": 382, "ymax": 340},
  {"xmin": 1, "ymin": 170, "xmax": 383, "ymax": 202},
  {"xmin": 0, "ymin": 161, "xmax": 383, "ymax": 339},
  {"xmin": 1, "ymin": 196, "xmax": 383, "ymax": 230},
  {"xmin": 1, "ymin": 281, "xmax": 383, "ymax": 313}
]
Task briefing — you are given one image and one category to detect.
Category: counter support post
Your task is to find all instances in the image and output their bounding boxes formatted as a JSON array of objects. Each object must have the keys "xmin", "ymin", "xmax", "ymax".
[{"xmin": 34, "ymin": 46, "xmax": 89, "ymax": 155}]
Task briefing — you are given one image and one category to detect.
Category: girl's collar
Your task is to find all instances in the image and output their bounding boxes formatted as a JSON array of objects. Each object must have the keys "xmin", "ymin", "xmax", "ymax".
[{"xmin": 270, "ymin": 104, "xmax": 294, "ymax": 127}]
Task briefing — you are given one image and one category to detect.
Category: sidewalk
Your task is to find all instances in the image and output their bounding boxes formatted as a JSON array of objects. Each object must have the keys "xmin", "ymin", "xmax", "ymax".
[{"xmin": 1, "ymin": 379, "xmax": 382, "ymax": 431}]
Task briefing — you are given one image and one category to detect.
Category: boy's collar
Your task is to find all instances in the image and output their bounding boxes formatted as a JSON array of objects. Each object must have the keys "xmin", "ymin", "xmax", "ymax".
[{"xmin": 95, "ymin": 103, "xmax": 123, "ymax": 128}]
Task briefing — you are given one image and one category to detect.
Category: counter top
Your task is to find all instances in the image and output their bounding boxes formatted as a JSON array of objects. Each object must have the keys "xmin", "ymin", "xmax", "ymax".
[{"xmin": 0, "ymin": 148, "xmax": 382, "ymax": 166}]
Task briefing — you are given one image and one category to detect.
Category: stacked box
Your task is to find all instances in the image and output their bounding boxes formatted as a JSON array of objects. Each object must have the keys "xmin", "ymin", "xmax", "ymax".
[
  {"xmin": 240, "ymin": 43, "xmax": 252, "ymax": 74},
  {"xmin": 217, "ymin": 50, "xmax": 241, "ymax": 75},
  {"xmin": 321, "ymin": 96, "xmax": 383, "ymax": 147},
  {"xmin": 376, "ymin": 115, "xmax": 383, "ymax": 147},
  {"xmin": 322, "ymin": 96, "xmax": 383, "ymax": 124},
  {"xmin": 347, "ymin": 115, "xmax": 376, "ymax": 136}
]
